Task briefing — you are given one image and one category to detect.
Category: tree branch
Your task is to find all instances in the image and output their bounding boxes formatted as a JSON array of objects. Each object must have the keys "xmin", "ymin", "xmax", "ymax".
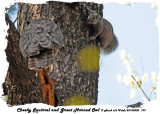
[{"xmin": 131, "ymin": 75, "xmax": 150, "ymax": 101}]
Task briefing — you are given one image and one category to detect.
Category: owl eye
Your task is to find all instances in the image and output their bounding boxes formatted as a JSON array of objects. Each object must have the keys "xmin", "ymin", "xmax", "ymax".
[
  {"xmin": 92, "ymin": 17, "xmax": 96, "ymax": 20},
  {"xmin": 35, "ymin": 27, "xmax": 43, "ymax": 34}
]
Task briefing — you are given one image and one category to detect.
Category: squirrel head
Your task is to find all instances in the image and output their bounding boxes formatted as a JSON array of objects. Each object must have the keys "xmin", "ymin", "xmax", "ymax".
[
  {"xmin": 87, "ymin": 14, "xmax": 99, "ymax": 24},
  {"xmin": 86, "ymin": 7, "xmax": 99, "ymax": 24}
]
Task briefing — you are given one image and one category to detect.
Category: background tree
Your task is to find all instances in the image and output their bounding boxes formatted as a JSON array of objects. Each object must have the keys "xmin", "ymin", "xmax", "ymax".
[
  {"xmin": 5, "ymin": 3, "xmax": 18, "ymax": 20},
  {"xmin": 3, "ymin": 1, "xmax": 103, "ymax": 106}
]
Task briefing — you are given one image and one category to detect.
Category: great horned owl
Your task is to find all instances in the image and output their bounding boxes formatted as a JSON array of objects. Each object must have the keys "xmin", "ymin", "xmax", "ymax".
[{"xmin": 19, "ymin": 18, "xmax": 64, "ymax": 70}]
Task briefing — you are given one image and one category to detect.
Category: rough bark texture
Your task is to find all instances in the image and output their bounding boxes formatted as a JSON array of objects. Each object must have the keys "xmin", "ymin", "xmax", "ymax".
[
  {"xmin": 4, "ymin": 14, "xmax": 41, "ymax": 105},
  {"xmin": 4, "ymin": 1, "xmax": 103, "ymax": 106}
]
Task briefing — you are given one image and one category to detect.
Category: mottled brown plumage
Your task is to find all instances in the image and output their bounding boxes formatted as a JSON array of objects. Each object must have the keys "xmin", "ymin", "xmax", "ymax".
[
  {"xmin": 19, "ymin": 18, "xmax": 64, "ymax": 70},
  {"xmin": 19, "ymin": 18, "xmax": 64, "ymax": 106}
]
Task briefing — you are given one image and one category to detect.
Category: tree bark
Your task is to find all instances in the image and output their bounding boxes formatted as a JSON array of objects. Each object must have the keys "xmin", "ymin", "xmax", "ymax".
[
  {"xmin": 4, "ymin": 1, "xmax": 103, "ymax": 106},
  {"xmin": 4, "ymin": 14, "xmax": 41, "ymax": 105}
]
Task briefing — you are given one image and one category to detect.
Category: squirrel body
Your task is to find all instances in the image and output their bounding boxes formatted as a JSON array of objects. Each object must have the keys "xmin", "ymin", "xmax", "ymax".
[
  {"xmin": 87, "ymin": 8, "xmax": 118, "ymax": 54},
  {"xmin": 39, "ymin": 69, "xmax": 55, "ymax": 106}
]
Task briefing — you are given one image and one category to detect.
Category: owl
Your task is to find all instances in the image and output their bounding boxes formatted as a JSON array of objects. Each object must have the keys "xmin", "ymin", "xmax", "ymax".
[{"xmin": 19, "ymin": 18, "xmax": 64, "ymax": 70}]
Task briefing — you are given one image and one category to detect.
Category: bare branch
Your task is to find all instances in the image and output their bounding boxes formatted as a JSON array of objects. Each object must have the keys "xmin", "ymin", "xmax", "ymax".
[{"xmin": 131, "ymin": 75, "xmax": 150, "ymax": 101}]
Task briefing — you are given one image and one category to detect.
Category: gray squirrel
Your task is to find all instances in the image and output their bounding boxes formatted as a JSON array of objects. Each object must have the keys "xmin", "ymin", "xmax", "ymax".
[{"xmin": 87, "ymin": 7, "xmax": 118, "ymax": 54}]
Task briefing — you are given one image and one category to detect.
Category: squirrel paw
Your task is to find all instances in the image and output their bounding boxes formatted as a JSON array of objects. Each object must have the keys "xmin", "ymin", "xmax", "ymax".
[
  {"xmin": 97, "ymin": 42, "xmax": 101, "ymax": 48},
  {"xmin": 89, "ymin": 36, "xmax": 96, "ymax": 40}
]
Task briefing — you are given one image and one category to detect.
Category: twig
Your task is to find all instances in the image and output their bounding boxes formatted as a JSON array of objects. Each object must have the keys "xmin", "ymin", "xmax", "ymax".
[
  {"xmin": 131, "ymin": 75, "xmax": 150, "ymax": 101},
  {"xmin": 149, "ymin": 84, "xmax": 157, "ymax": 100},
  {"xmin": 13, "ymin": 17, "xmax": 17, "ymax": 24},
  {"xmin": 140, "ymin": 57, "xmax": 144, "ymax": 74},
  {"xmin": 149, "ymin": 88, "xmax": 154, "ymax": 100}
]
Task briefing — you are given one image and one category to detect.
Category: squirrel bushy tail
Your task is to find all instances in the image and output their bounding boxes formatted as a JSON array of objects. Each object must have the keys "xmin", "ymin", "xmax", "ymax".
[{"xmin": 103, "ymin": 34, "xmax": 118, "ymax": 54}]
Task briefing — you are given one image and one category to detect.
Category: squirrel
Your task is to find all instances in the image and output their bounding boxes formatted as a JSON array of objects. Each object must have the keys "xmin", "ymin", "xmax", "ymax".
[
  {"xmin": 87, "ymin": 7, "xmax": 118, "ymax": 54},
  {"xmin": 39, "ymin": 66, "xmax": 55, "ymax": 106}
]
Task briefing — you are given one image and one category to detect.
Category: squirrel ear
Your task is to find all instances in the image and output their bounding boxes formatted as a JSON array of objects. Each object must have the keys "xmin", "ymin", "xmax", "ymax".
[
  {"xmin": 86, "ymin": 6, "xmax": 92, "ymax": 14},
  {"xmin": 86, "ymin": 6, "xmax": 90, "ymax": 11}
]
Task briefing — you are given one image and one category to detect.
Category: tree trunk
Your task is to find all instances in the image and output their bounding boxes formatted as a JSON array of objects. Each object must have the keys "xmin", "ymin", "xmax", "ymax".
[
  {"xmin": 4, "ymin": 14, "xmax": 41, "ymax": 105},
  {"xmin": 4, "ymin": 1, "xmax": 103, "ymax": 106}
]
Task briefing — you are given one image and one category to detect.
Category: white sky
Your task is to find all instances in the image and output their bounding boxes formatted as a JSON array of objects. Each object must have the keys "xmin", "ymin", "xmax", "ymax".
[{"xmin": 98, "ymin": 3, "xmax": 159, "ymax": 105}]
